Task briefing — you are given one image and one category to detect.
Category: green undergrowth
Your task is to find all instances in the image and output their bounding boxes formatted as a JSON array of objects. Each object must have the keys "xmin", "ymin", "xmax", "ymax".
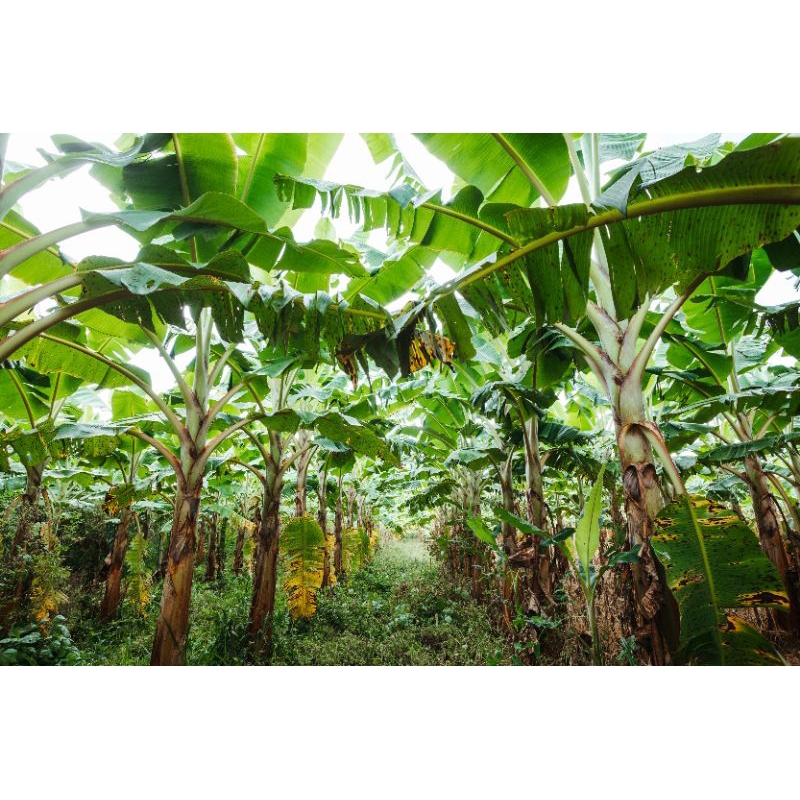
[
  {"xmin": 271, "ymin": 537, "xmax": 513, "ymax": 665},
  {"xmin": 16, "ymin": 534, "xmax": 512, "ymax": 666},
  {"xmin": 69, "ymin": 572, "xmax": 258, "ymax": 666}
]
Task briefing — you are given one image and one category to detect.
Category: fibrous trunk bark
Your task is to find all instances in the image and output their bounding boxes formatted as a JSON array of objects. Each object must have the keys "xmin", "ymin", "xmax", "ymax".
[
  {"xmin": 744, "ymin": 454, "xmax": 800, "ymax": 632},
  {"xmin": 294, "ymin": 441, "xmax": 312, "ymax": 518},
  {"xmin": 100, "ymin": 505, "xmax": 133, "ymax": 622},
  {"xmin": 498, "ymin": 455, "xmax": 517, "ymax": 629},
  {"xmin": 616, "ymin": 384, "xmax": 676, "ymax": 665},
  {"xmin": 157, "ymin": 528, "xmax": 170, "ymax": 581},
  {"xmin": 522, "ymin": 417, "xmax": 551, "ymax": 606},
  {"xmin": 10, "ymin": 464, "xmax": 44, "ymax": 563},
  {"xmin": 217, "ymin": 517, "xmax": 227, "ymax": 576},
  {"xmin": 318, "ymin": 471, "xmax": 331, "ymax": 588},
  {"xmin": 249, "ymin": 484, "xmax": 281, "ymax": 660},
  {"xmin": 232, "ymin": 523, "xmax": 245, "ymax": 575},
  {"xmin": 499, "ymin": 457, "xmax": 517, "ymax": 556},
  {"xmin": 15, "ymin": 466, "xmax": 44, "ymax": 610},
  {"xmin": 196, "ymin": 516, "xmax": 206, "ymax": 565},
  {"xmin": 334, "ymin": 477, "xmax": 344, "ymax": 581},
  {"xmin": 150, "ymin": 477, "xmax": 203, "ymax": 666},
  {"xmin": 204, "ymin": 513, "xmax": 218, "ymax": 582},
  {"xmin": 1, "ymin": 464, "xmax": 45, "ymax": 631},
  {"xmin": 346, "ymin": 486, "xmax": 355, "ymax": 529}
]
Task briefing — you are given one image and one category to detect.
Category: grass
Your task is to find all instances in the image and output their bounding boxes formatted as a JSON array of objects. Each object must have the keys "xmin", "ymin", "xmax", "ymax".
[{"xmin": 271, "ymin": 536, "xmax": 513, "ymax": 665}]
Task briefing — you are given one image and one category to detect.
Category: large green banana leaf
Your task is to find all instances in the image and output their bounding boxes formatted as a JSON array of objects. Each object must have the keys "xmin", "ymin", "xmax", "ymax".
[{"xmin": 652, "ymin": 494, "xmax": 789, "ymax": 665}]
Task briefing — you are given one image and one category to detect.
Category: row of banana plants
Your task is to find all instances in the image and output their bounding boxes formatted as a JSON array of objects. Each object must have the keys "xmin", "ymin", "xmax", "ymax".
[
  {"xmin": 286, "ymin": 133, "xmax": 800, "ymax": 664},
  {"xmin": 3, "ymin": 132, "xmax": 800, "ymax": 664},
  {"xmin": 1, "ymin": 133, "xmax": 396, "ymax": 663}
]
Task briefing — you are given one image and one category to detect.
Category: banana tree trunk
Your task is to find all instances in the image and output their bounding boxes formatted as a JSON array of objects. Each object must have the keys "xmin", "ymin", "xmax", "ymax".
[
  {"xmin": 100, "ymin": 505, "xmax": 133, "ymax": 622},
  {"xmin": 499, "ymin": 455, "xmax": 517, "ymax": 555},
  {"xmin": 318, "ymin": 471, "xmax": 331, "ymax": 588},
  {"xmin": 10, "ymin": 463, "xmax": 45, "ymax": 562},
  {"xmin": 609, "ymin": 483, "xmax": 626, "ymax": 532},
  {"xmin": 615, "ymin": 380, "xmax": 677, "ymax": 665},
  {"xmin": 294, "ymin": 440, "xmax": 312, "ymax": 517},
  {"xmin": 249, "ymin": 478, "xmax": 282, "ymax": 659},
  {"xmin": 204, "ymin": 513, "xmax": 218, "ymax": 582},
  {"xmin": 498, "ymin": 454, "xmax": 517, "ymax": 629},
  {"xmin": 523, "ymin": 416, "xmax": 551, "ymax": 603},
  {"xmin": 468, "ymin": 497, "xmax": 483, "ymax": 601},
  {"xmin": 334, "ymin": 477, "xmax": 344, "ymax": 581},
  {"xmin": 347, "ymin": 486, "xmax": 355, "ymax": 529},
  {"xmin": 1, "ymin": 463, "xmax": 45, "ymax": 631},
  {"xmin": 232, "ymin": 523, "xmax": 245, "ymax": 575},
  {"xmin": 151, "ymin": 474, "xmax": 203, "ymax": 665},
  {"xmin": 449, "ymin": 522, "xmax": 461, "ymax": 578},
  {"xmin": 217, "ymin": 517, "xmax": 227, "ymax": 576},
  {"xmin": 524, "ymin": 418, "xmax": 546, "ymax": 529},
  {"xmin": 196, "ymin": 517, "xmax": 206, "ymax": 565},
  {"xmin": 157, "ymin": 528, "xmax": 170, "ymax": 580},
  {"xmin": 744, "ymin": 454, "xmax": 800, "ymax": 632}
]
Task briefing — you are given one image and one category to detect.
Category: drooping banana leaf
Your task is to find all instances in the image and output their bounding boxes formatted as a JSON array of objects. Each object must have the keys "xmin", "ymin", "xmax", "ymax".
[
  {"xmin": 414, "ymin": 133, "xmax": 573, "ymax": 206},
  {"xmin": 439, "ymin": 137, "xmax": 800, "ymax": 326},
  {"xmin": 274, "ymin": 174, "xmax": 517, "ymax": 270},
  {"xmin": 766, "ymin": 299, "xmax": 800, "ymax": 359},
  {"xmin": 700, "ymin": 431, "xmax": 800, "ymax": 464},
  {"xmin": 652, "ymin": 495, "xmax": 788, "ymax": 665},
  {"xmin": 281, "ymin": 515, "xmax": 326, "ymax": 620},
  {"xmin": 4, "ymin": 419, "xmax": 69, "ymax": 467},
  {"xmin": 595, "ymin": 133, "xmax": 721, "ymax": 213},
  {"xmin": 342, "ymin": 525, "xmax": 370, "ymax": 573},
  {"xmin": 14, "ymin": 322, "xmax": 149, "ymax": 389},
  {"xmin": 324, "ymin": 532, "xmax": 337, "ymax": 586},
  {"xmin": 307, "ymin": 411, "xmax": 399, "ymax": 466}
]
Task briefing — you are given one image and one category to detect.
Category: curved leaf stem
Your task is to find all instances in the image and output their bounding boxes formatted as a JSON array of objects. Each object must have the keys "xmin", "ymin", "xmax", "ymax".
[
  {"xmin": 128, "ymin": 428, "xmax": 183, "ymax": 480},
  {"xmin": 200, "ymin": 382, "xmax": 247, "ymax": 438},
  {"xmin": 0, "ymin": 220, "xmax": 111, "ymax": 279},
  {"xmin": 207, "ymin": 343, "xmax": 237, "ymax": 390},
  {"xmin": 637, "ymin": 422, "xmax": 686, "ymax": 494},
  {"xmin": 628, "ymin": 289, "xmax": 694, "ymax": 389},
  {"xmin": 0, "ymin": 274, "xmax": 83, "ymax": 326},
  {"xmin": 39, "ymin": 332, "xmax": 185, "ymax": 438},
  {"xmin": 229, "ymin": 457, "xmax": 267, "ymax": 487},
  {"xmin": 442, "ymin": 184, "xmax": 800, "ymax": 297},
  {"xmin": 765, "ymin": 471, "xmax": 800, "ymax": 534},
  {"xmin": 420, "ymin": 201, "xmax": 519, "ymax": 247},
  {"xmin": 143, "ymin": 328, "xmax": 195, "ymax": 408},
  {"xmin": 718, "ymin": 463, "xmax": 748, "ymax": 482},
  {"xmin": 243, "ymin": 425, "xmax": 272, "ymax": 467},
  {"xmin": 491, "ymin": 134, "xmax": 557, "ymax": 206},
  {"xmin": 564, "ymin": 134, "xmax": 592, "ymax": 206},
  {"xmin": 552, "ymin": 322, "xmax": 608, "ymax": 392},
  {"xmin": 7, "ymin": 368, "xmax": 36, "ymax": 427},
  {"xmin": 199, "ymin": 415, "xmax": 260, "ymax": 474}
]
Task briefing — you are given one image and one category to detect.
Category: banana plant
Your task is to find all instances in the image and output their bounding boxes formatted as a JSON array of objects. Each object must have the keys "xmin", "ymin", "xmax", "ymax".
[
  {"xmin": 221, "ymin": 349, "xmax": 398, "ymax": 657},
  {"xmin": 655, "ymin": 271, "xmax": 800, "ymax": 632},
  {"xmin": 97, "ymin": 435, "xmax": 145, "ymax": 622},
  {"xmin": 0, "ymin": 134, "xmax": 146, "ymax": 294},
  {"xmin": 74, "ymin": 132, "xmax": 393, "ymax": 665},
  {"xmin": 289, "ymin": 133, "xmax": 800, "ymax": 662},
  {"xmin": 0, "ymin": 352, "xmax": 128, "ymax": 630}
]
